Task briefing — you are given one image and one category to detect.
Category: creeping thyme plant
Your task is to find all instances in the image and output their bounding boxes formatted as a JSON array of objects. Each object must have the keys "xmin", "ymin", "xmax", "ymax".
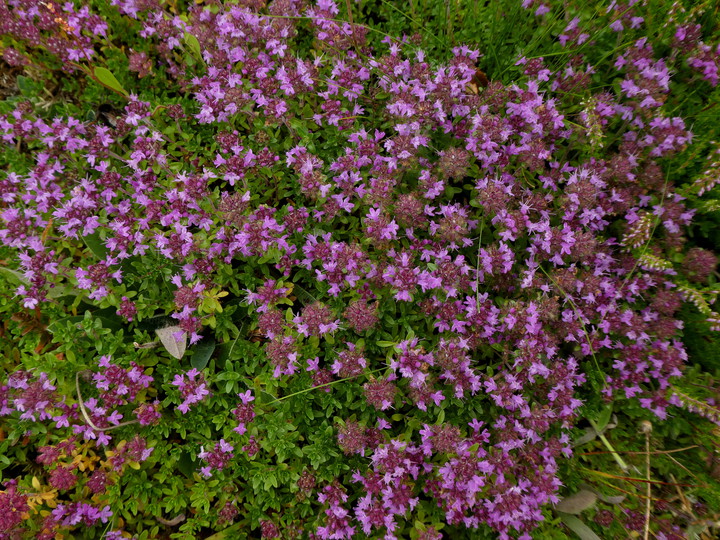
[{"xmin": 2, "ymin": 0, "xmax": 720, "ymax": 538}]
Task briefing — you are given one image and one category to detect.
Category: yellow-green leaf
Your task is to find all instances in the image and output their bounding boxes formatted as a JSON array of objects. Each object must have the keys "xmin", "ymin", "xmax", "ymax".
[
  {"xmin": 0, "ymin": 266, "xmax": 30, "ymax": 285},
  {"xmin": 93, "ymin": 67, "xmax": 129, "ymax": 96},
  {"xmin": 184, "ymin": 33, "xmax": 203, "ymax": 61}
]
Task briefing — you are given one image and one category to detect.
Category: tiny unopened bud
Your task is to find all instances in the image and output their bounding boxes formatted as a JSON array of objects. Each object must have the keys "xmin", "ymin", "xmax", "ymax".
[{"xmin": 639, "ymin": 420, "xmax": 653, "ymax": 434}]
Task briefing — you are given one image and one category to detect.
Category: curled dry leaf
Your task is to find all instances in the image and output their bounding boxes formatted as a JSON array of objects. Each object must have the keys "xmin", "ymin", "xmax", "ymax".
[
  {"xmin": 578, "ymin": 483, "xmax": 626, "ymax": 505},
  {"xmin": 156, "ymin": 325, "xmax": 187, "ymax": 359},
  {"xmin": 554, "ymin": 489, "xmax": 598, "ymax": 514}
]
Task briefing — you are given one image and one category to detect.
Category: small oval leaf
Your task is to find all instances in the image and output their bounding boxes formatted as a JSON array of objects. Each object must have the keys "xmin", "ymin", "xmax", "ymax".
[
  {"xmin": 17, "ymin": 75, "xmax": 35, "ymax": 96},
  {"xmin": 156, "ymin": 326, "xmax": 187, "ymax": 359},
  {"xmin": 555, "ymin": 490, "xmax": 598, "ymax": 514},
  {"xmin": 93, "ymin": 66, "xmax": 129, "ymax": 96}
]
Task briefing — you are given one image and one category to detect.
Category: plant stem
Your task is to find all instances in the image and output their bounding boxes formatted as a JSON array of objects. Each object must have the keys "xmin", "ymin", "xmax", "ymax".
[
  {"xmin": 588, "ymin": 419, "xmax": 628, "ymax": 471},
  {"xmin": 76, "ymin": 371, "xmax": 138, "ymax": 432},
  {"xmin": 643, "ymin": 424, "xmax": 652, "ymax": 540},
  {"xmin": 264, "ymin": 367, "xmax": 385, "ymax": 405}
]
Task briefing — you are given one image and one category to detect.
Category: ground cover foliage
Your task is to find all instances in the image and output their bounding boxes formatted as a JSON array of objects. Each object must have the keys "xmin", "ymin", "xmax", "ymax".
[{"xmin": 1, "ymin": 0, "xmax": 720, "ymax": 538}]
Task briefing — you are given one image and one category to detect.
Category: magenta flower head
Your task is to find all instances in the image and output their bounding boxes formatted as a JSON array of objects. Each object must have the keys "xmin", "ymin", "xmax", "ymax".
[
  {"xmin": 1, "ymin": 1, "xmax": 719, "ymax": 538},
  {"xmin": 682, "ymin": 247, "xmax": 717, "ymax": 283},
  {"xmin": 293, "ymin": 302, "xmax": 340, "ymax": 337},
  {"xmin": 172, "ymin": 368, "xmax": 212, "ymax": 414},
  {"xmin": 199, "ymin": 439, "xmax": 234, "ymax": 478},
  {"xmin": 233, "ymin": 390, "xmax": 256, "ymax": 435}
]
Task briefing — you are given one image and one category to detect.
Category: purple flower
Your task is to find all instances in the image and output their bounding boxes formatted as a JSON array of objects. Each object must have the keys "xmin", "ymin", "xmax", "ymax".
[
  {"xmin": 172, "ymin": 369, "xmax": 212, "ymax": 413},
  {"xmin": 199, "ymin": 439, "xmax": 234, "ymax": 477}
]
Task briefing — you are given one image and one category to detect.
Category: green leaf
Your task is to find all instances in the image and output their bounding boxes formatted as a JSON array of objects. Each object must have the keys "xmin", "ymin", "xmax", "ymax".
[
  {"xmin": 184, "ymin": 33, "xmax": 203, "ymax": 61},
  {"xmin": 558, "ymin": 513, "xmax": 602, "ymax": 540},
  {"xmin": 83, "ymin": 232, "xmax": 109, "ymax": 259},
  {"xmin": 16, "ymin": 75, "xmax": 36, "ymax": 96},
  {"xmin": 595, "ymin": 404, "xmax": 613, "ymax": 432},
  {"xmin": 137, "ymin": 314, "xmax": 175, "ymax": 333},
  {"xmin": 205, "ymin": 524, "xmax": 242, "ymax": 540},
  {"xmin": 0, "ymin": 266, "xmax": 30, "ymax": 286},
  {"xmin": 177, "ymin": 452, "xmax": 195, "ymax": 479},
  {"xmin": 264, "ymin": 472, "xmax": 277, "ymax": 490},
  {"xmin": 93, "ymin": 67, "xmax": 129, "ymax": 97},
  {"xmin": 191, "ymin": 337, "xmax": 216, "ymax": 370},
  {"xmin": 95, "ymin": 315, "xmax": 124, "ymax": 333}
]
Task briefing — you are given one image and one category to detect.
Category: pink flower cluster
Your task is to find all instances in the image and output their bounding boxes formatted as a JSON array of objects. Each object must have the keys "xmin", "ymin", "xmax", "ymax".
[
  {"xmin": 51, "ymin": 502, "xmax": 112, "ymax": 527},
  {"xmin": 199, "ymin": 439, "xmax": 234, "ymax": 478},
  {"xmin": 232, "ymin": 390, "xmax": 255, "ymax": 435},
  {"xmin": 0, "ymin": 0, "xmax": 108, "ymax": 69},
  {"xmin": 171, "ymin": 368, "xmax": 212, "ymax": 414},
  {"xmin": 107, "ymin": 435, "xmax": 154, "ymax": 472},
  {"xmin": 1, "ymin": 371, "xmax": 57, "ymax": 422},
  {"xmin": 0, "ymin": 481, "xmax": 28, "ymax": 537},
  {"xmin": 93, "ymin": 355, "xmax": 153, "ymax": 408},
  {"xmin": 1, "ymin": 0, "xmax": 719, "ymax": 537}
]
